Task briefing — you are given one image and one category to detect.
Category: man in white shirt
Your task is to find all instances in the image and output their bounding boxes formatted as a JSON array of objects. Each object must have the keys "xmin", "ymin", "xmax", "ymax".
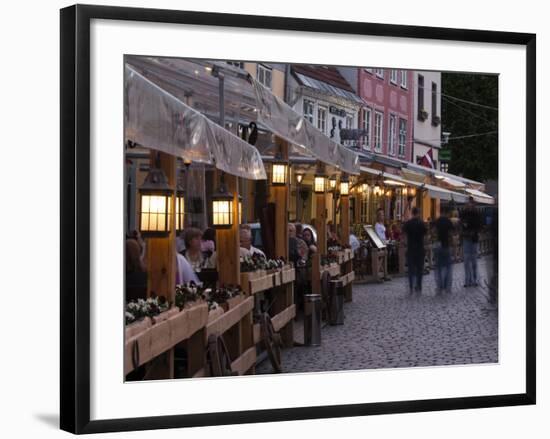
[
  {"xmin": 239, "ymin": 227, "xmax": 266, "ymax": 259},
  {"xmin": 374, "ymin": 208, "xmax": 387, "ymax": 244}
]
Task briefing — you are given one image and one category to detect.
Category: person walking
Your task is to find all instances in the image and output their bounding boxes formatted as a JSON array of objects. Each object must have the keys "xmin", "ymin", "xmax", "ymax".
[
  {"xmin": 402, "ymin": 207, "xmax": 427, "ymax": 295},
  {"xmin": 433, "ymin": 205, "xmax": 455, "ymax": 294},
  {"xmin": 461, "ymin": 197, "xmax": 482, "ymax": 287}
]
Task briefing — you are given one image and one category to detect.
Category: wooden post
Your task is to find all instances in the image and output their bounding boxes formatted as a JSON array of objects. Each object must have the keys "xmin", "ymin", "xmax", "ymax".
[
  {"xmin": 340, "ymin": 192, "xmax": 353, "ymax": 302},
  {"xmin": 341, "ymin": 194, "xmax": 350, "ymax": 247},
  {"xmin": 269, "ymin": 140, "xmax": 293, "ymax": 347},
  {"xmin": 312, "ymin": 170, "xmax": 327, "ymax": 295},
  {"xmin": 216, "ymin": 174, "xmax": 240, "ymax": 286},
  {"xmin": 146, "ymin": 151, "xmax": 176, "ymax": 379}
]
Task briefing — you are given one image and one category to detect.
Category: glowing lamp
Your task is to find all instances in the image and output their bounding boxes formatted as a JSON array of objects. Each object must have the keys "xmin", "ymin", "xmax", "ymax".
[
  {"xmin": 329, "ymin": 175, "xmax": 337, "ymax": 190},
  {"xmin": 340, "ymin": 180, "xmax": 349, "ymax": 196},
  {"xmin": 271, "ymin": 162, "xmax": 288, "ymax": 186},
  {"xmin": 139, "ymin": 166, "xmax": 173, "ymax": 237},
  {"xmin": 314, "ymin": 174, "xmax": 326, "ymax": 194}
]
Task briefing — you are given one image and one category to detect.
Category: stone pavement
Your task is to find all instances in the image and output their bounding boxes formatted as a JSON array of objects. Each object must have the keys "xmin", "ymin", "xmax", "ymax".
[{"xmin": 256, "ymin": 256, "xmax": 498, "ymax": 374}]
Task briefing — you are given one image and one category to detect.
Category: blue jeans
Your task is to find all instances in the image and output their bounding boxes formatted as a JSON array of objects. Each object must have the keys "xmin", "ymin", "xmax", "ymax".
[
  {"xmin": 435, "ymin": 246, "xmax": 452, "ymax": 291},
  {"xmin": 463, "ymin": 239, "xmax": 478, "ymax": 286}
]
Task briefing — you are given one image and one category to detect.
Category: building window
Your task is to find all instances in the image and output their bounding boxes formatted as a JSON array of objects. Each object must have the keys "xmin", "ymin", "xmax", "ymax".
[
  {"xmin": 440, "ymin": 162, "xmax": 449, "ymax": 173},
  {"xmin": 317, "ymin": 106, "xmax": 327, "ymax": 134},
  {"xmin": 361, "ymin": 107, "xmax": 372, "ymax": 150},
  {"xmin": 417, "ymin": 74, "xmax": 425, "ymax": 120},
  {"xmin": 226, "ymin": 61, "xmax": 244, "ymax": 69},
  {"xmin": 400, "ymin": 70, "xmax": 408, "ymax": 88},
  {"xmin": 303, "ymin": 99, "xmax": 314, "ymax": 123},
  {"xmin": 375, "ymin": 68, "xmax": 384, "ymax": 78},
  {"xmin": 431, "ymin": 82, "xmax": 439, "ymax": 124},
  {"xmin": 374, "ymin": 111, "xmax": 383, "ymax": 152},
  {"xmin": 346, "ymin": 114, "xmax": 354, "ymax": 129},
  {"xmin": 398, "ymin": 118, "xmax": 407, "ymax": 157},
  {"xmin": 390, "ymin": 70, "xmax": 398, "ymax": 84},
  {"xmin": 364, "ymin": 68, "xmax": 373, "ymax": 74},
  {"xmin": 257, "ymin": 64, "xmax": 272, "ymax": 89},
  {"xmin": 388, "ymin": 114, "xmax": 397, "ymax": 156}
]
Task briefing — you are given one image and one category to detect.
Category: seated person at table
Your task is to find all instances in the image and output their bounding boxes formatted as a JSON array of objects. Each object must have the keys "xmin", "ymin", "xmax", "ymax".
[
  {"xmin": 201, "ymin": 227, "xmax": 216, "ymax": 255},
  {"xmin": 302, "ymin": 227, "xmax": 317, "ymax": 255},
  {"xmin": 182, "ymin": 227, "xmax": 216, "ymax": 271},
  {"xmin": 176, "ymin": 252, "xmax": 200, "ymax": 285},
  {"xmin": 327, "ymin": 224, "xmax": 340, "ymax": 248},
  {"xmin": 126, "ymin": 236, "xmax": 147, "ymax": 302},
  {"xmin": 389, "ymin": 223, "xmax": 401, "ymax": 241},
  {"xmin": 239, "ymin": 225, "xmax": 266, "ymax": 258}
]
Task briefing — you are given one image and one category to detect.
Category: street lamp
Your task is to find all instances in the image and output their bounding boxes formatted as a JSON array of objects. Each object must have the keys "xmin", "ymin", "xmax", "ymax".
[
  {"xmin": 212, "ymin": 173, "xmax": 234, "ymax": 228},
  {"xmin": 138, "ymin": 155, "xmax": 173, "ymax": 237}
]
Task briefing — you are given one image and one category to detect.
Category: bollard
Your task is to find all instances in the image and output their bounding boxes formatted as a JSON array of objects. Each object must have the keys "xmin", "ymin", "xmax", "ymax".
[
  {"xmin": 303, "ymin": 294, "xmax": 322, "ymax": 346},
  {"xmin": 329, "ymin": 279, "xmax": 345, "ymax": 325}
]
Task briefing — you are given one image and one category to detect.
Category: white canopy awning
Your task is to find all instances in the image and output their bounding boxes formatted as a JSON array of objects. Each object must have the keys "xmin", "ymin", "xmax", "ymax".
[
  {"xmin": 250, "ymin": 76, "xmax": 360, "ymax": 174},
  {"xmin": 125, "ymin": 65, "xmax": 267, "ymax": 180},
  {"xmin": 465, "ymin": 188, "xmax": 494, "ymax": 204},
  {"xmin": 424, "ymin": 184, "xmax": 470, "ymax": 203}
]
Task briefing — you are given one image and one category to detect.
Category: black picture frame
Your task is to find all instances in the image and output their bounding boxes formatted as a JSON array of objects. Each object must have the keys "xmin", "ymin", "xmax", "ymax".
[{"xmin": 60, "ymin": 4, "xmax": 536, "ymax": 434}]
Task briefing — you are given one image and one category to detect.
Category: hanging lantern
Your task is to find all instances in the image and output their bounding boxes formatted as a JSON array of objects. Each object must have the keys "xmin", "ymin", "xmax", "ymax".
[
  {"xmin": 386, "ymin": 189, "xmax": 393, "ymax": 197},
  {"xmin": 329, "ymin": 175, "xmax": 337, "ymax": 190},
  {"xmin": 138, "ymin": 160, "xmax": 173, "ymax": 237},
  {"xmin": 373, "ymin": 184, "xmax": 381, "ymax": 196},
  {"xmin": 403, "ymin": 187, "xmax": 408, "ymax": 197},
  {"xmin": 212, "ymin": 175, "xmax": 234, "ymax": 228},
  {"xmin": 361, "ymin": 183, "xmax": 369, "ymax": 194},
  {"xmin": 314, "ymin": 174, "xmax": 326, "ymax": 194},
  {"xmin": 409, "ymin": 187, "xmax": 417, "ymax": 196},
  {"xmin": 340, "ymin": 175, "xmax": 349, "ymax": 196},
  {"xmin": 175, "ymin": 182, "xmax": 185, "ymax": 232},
  {"xmin": 296, "ymin": 172, "xmax": 304, "ymax": 184},
  {"xmin": 271, "ymin": 162, "xmax": 288, "ymax": 186}
]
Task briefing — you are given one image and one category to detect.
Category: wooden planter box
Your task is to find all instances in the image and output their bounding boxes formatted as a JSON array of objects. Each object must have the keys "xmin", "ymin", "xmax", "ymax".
[
  {"xmin": 281, "ymin": 267, "xmax": 295, "ymax": 284},
  {"xmin": 168, "ymin": 302, "xmax": 209, "ymax": 347},
  {"xmin": 207, "ymin": 306, "xmax": 225, "ymax": 324},
  {"xmin": 149, "ymin": 319, "xmax": 172, "ymax": 360},
  {"xmin": 124, "ymin": 318, "xmax": 152, "ymax": 375},
  {"xmin": 241, "ymin": 270, "xmax": 272, "ymax": 294},
  {"xmin": 206, "ymin": 296, "xmax": 255, "ymax": 338}
]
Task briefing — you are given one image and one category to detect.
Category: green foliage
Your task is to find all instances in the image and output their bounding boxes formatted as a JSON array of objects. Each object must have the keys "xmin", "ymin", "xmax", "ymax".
[{"xmin": 441, "ymin": 73, "xmax": 498, "ymax": 181}]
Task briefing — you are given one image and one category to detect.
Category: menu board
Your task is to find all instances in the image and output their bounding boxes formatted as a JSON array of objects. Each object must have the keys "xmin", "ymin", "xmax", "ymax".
[{"xmin": 364, "ymin": 225, "xmax": 386, "ymax": 249}]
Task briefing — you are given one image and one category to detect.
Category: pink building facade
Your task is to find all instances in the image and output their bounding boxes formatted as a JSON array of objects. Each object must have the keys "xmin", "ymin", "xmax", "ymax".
[{"xmin": 355, "ymin": 68, "xmax": 414, "ymax": 162}]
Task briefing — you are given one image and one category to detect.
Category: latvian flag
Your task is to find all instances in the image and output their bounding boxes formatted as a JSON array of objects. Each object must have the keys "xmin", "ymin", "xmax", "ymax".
[{"xmin": 419, "ymin": 148, "xmax": 434, "ymax": 169}]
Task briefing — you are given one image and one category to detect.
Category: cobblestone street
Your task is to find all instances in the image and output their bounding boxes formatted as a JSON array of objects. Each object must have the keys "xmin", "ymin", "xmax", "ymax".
[{"xmin": 257, "ymin": 256, "xmax": 498, "ymax": 374}]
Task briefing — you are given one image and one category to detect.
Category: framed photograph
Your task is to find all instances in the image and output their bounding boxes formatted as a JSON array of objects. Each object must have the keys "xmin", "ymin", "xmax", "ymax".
[{"xmin": 60, "ymin": 4, "xmax": 536, "ymax": 434}]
